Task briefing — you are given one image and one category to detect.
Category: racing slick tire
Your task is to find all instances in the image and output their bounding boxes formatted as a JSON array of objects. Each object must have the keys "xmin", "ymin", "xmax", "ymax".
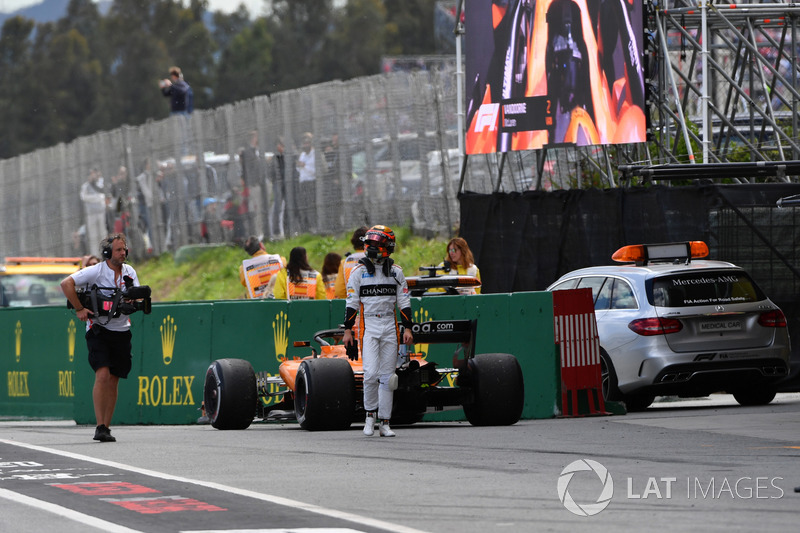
[
  {"xmin": 204, "ymin": 358, "xmax": 257, "ymax": 430},
  {"xmin": 295, "ymin": 358, "xmax": 356, "ymax": 431},
  {"xmin": 462, "ymin": 353, "xmax": 524, "ymax": 426},
  {"xmin": 732, "ymin": 387, "xmax": 777, "ymax": 406}
]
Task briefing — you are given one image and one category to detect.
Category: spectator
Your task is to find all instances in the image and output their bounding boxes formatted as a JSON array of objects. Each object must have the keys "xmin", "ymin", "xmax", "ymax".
[
  {"xmin": 81, "ymin": 255, "xmax": 101, "ymax": 268},
  {"xmin": 334, "ymin": 226, "xmax": 368, "ymax": 298},
  {"xmin": 240, "ymin": 130, "xmax": 266, "ymax": 237},
  {"xmin": 72, "ymin": 225, "xmax": 87, "ymax": 256},
  {"xmin": 156, "ymin": 160, "xmax": 179, "ymax": 247},
  {"xmin": 159, "ymin": 66, "xmax": 193, "ymax": 115},
  {"xmin": 238, "ymin": 236, "xmax": 285, "ymax": 299},
  {"xmin": 200, "ymin": 198, "xmax": 222, "ymax": 244},
  {"xmin": 160, "ymin": 66, "xmax": 194, "ymax": 155},
  {"xmin": 441, "ymin": 237, "xmax": 481, "ymax": 294},
  {"xmin": 269, "ymin": 136, "xmax": 287, "ymax": 240},
  {"xmin": 109, "ymin": 165, "xmax": 131, "ymax": 234},
  {"xmin": 273, "ymin": 246, "xmax": 325, "ymax": 300},
  {"xmin": 223, "ymin": 178, "xmax": 249, "ymax": 244},
  {"xmin": 321, "ymin": 252, "xmax": 342, "ymax": 300},
  {"xmin": 134, "ymin": 158, "xmax": 154, "ymax": 253},
  {"xmin": 80, "ymin": 167, "xmax": 109, "ymax": 255},
  {"xmin": 295, "ymin": 132, "xmax": 316, "ymax": 231}
]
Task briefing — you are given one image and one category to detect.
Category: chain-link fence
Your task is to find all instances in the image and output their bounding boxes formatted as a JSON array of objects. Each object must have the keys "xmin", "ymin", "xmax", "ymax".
[{"xmin": 1, "ymin": 66, "xmax": 516, "ymax": 261}]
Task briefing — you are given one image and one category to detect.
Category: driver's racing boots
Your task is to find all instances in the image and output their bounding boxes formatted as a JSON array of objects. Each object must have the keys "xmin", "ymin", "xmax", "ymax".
[
  {"xmin": 379, "ymin": 420, "xmax": 395, "ymax": 437},
  {"xmin": 364, "ymin": 412, "xmax": 376, "ymax": 436}
]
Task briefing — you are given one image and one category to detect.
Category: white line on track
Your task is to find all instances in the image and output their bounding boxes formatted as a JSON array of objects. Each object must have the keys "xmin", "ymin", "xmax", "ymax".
[
  {"xmin": 185, "ymin": 529, "xmax": 366, "ymax": 532},
  {"xmin": 0, "ymin": 438, "xmax": 429, "ymax": 533}
]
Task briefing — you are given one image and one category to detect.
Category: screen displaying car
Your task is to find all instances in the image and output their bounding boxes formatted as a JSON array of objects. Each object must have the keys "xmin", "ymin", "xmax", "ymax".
[{"xmin": 547, "ymin": 241, "xmax": 790, "ymax": 411}]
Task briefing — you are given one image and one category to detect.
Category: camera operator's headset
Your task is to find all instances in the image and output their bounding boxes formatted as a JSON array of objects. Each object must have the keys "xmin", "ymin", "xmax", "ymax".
[{"xmin": 101, "ymin": 237, "xmax": 128, "ymax": 260}]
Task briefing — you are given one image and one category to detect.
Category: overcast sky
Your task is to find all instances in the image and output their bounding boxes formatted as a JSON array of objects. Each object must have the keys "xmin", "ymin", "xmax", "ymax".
[{"xmin": 0, "ymin": 0, "xmax": 269, "ymax": 16}]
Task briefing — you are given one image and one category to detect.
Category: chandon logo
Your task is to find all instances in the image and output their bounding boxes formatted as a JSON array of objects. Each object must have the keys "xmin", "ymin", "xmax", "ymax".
[{"xmin": 360, "ymin": 285, "xmax": 396, "ymax": 297}]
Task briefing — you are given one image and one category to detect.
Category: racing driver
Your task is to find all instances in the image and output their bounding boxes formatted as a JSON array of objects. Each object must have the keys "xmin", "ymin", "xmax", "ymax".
[{"xmin": 342, "ymin": 225, "xmax": 414, "ymax": 437}]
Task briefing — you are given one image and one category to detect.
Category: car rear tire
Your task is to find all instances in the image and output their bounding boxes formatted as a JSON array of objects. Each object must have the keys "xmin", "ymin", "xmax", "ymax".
[
  {"xmin": 204, "ymin": 358, "xmax": 257, "ymax": 430},
  {"xmin": 295, "ymin": 358, "xmax": 356, "ymax": 431},
  {"xmin": 622, "ymin": 393, "xmax": 655, "ymax": 412},
  {"xmin": 733, "ymin": 388, "xmax": 776, "ymax": 406},
  {"xmin": 462, "ymin": 353, "xmax": 524, "ymax": 426}
]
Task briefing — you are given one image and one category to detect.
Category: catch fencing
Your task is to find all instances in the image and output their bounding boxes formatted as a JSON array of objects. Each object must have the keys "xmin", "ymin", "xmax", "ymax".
[
  {"xmin": 0, "ymin": 62, "xmax": 653, "ymax": 261},
  {"xmin": 0, "ymin": 67, "xmax": 483, "ymax": 260}
]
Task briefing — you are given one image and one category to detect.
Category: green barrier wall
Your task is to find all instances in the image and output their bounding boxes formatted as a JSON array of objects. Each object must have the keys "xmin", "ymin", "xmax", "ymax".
[{"xmin": 1, "ymin": 292, "xmax": 557, "ymax": 425}]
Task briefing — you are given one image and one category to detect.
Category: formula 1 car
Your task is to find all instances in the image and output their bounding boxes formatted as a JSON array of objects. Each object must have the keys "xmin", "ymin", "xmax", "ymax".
[
  {"xmin": 203, "ymin": 268, "xmax": 524, "ymax": 431},
  {"xmin": 204, "ymin": 320, "xmax": 524, "ymax": 431}
]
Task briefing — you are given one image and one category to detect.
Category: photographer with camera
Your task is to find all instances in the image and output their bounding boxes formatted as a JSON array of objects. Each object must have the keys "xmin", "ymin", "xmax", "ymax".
[{"xmin": 61, "ymin": 233, "xmax": 146, "ymax": 443}]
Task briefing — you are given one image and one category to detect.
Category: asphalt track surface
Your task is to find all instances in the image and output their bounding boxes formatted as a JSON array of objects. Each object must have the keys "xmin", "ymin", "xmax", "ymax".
[{"xmin": 1, "ymin": 393, "xmax": 799, "ymax": 533}]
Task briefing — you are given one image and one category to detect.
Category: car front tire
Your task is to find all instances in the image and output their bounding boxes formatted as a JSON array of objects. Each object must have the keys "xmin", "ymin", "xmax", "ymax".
[
  {"xmin": 294, "ymin": 358, "xmax": 355, "ymax": 431},
  {"xmin": 204, "ymin": 358, "xmax": 257, "ymax": 430}
]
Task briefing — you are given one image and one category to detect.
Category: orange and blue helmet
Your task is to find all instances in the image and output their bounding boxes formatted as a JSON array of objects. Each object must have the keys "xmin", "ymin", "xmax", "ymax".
[{"xmin": 363, "ymin": 225, "xmax": 396, "ymax": 259}]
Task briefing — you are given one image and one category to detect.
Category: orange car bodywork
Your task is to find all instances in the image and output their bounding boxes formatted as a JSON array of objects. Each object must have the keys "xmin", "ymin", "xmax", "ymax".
[{"xmin": 278, "ymin": 344, "xmax": 432, "ymax": 393}]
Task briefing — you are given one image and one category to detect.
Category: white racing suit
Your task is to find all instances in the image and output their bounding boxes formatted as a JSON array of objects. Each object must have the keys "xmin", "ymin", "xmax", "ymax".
[{"xmin": 344, "ymin": 257, "xmax": 413, "ymax": 420}]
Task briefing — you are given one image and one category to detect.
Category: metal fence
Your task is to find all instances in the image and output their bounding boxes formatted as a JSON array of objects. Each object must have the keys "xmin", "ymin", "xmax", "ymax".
[{"xmin": 1, "ymin": 66, "xmax": 514, "ymax": 261}]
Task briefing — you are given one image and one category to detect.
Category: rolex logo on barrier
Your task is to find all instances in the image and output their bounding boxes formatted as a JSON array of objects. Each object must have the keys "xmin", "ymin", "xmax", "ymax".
[
  {"xmin": 15, "ymin": 320, "xmax": 22, "ymax": 363},
  {"xmin": 412, "ymin": 308, "xmax": 430, "ymax": 359},
  {"xmin": 273, "ymin": 311, "xmax": 289, "ymax": 363},
  {"xmin": 67, "ymin": 320, "xmax": 76, "ymax": 363},
  {"xmin": 138, "ymin": 314, "xmax": 195, "ymax": 407},
  {"xmin": 160, "ymin": 315, "xmax": 177, "ymax": 365}
]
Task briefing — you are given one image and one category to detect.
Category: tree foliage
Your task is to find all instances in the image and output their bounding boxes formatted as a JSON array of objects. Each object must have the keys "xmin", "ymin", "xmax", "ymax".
[{"xmin": 0, "ymin": 0, "xmax": 438, "ymax": 160}]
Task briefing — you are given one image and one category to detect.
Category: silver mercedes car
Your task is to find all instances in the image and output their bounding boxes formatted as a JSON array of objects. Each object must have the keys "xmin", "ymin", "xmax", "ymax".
[{"xmin": 547, "ymin": 241, "xmax": 790, "ymax": 411}]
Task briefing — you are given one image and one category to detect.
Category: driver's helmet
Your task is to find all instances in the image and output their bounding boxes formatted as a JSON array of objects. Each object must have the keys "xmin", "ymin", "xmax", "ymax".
[{"xmin": 363, "ymin": 225, "xmax": 396, "ymax": 259}]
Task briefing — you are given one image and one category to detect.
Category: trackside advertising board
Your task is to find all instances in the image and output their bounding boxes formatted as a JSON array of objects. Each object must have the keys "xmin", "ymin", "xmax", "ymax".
[{"xmin": 1, "ymin": 293, "xmax": 558, "ymax": 424}]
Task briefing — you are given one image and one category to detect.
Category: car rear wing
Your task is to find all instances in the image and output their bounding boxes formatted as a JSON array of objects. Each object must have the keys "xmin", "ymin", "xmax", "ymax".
[
  {"xmin": 409, "ymin": 319, "xmax": 477, "ymax": 359},
  {"xmin": 298, "ymin": 319, "xmax": 478, "ymax": 359}
]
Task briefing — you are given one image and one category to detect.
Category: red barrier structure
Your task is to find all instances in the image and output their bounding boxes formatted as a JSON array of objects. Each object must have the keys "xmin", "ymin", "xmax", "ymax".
[{"xmin": 552, "ymin": 288, "xmax": 607, "ymax": 416}]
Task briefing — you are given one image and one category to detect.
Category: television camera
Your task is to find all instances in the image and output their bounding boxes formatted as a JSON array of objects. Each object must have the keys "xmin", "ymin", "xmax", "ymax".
[{"xmin": 67, "ymin": 275, "xmax": 151, "ymax": 321}]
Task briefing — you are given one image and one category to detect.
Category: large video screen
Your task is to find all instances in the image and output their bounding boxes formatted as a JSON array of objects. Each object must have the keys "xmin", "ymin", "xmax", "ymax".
[{"xmin": 465, "ymin": 0, "xmax": 646, "ymax": 154}]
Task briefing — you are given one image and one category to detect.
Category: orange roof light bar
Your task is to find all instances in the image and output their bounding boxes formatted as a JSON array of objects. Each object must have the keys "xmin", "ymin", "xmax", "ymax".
[
  {"xmin": 4, "ymin": 257, "xmax": 82, "ymax": 265},
  {"xmin": 612, "ymin": 241, "xmax": 709, "ymax": 265}
]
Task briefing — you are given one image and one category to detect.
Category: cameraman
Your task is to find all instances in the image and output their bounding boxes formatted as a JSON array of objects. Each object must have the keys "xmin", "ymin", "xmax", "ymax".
[{"xmin": 61, "ymin": 233, "xmax": 142, "ymax": 443}]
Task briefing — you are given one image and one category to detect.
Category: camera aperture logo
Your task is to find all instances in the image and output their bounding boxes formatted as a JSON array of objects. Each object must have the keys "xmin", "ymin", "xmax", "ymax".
[{"xmin": 558, "ymin": 459, "xmax": 614, "ymax": 516}]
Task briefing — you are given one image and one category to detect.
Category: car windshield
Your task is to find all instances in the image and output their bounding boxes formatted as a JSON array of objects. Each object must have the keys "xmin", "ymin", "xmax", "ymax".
[
  {"xmin": 649, "ymin": 271, "xmax": 765, "ymax": 307},
  {"xmin": 0, "ymin": 273, "xmax": 67, "ymax": 307}
]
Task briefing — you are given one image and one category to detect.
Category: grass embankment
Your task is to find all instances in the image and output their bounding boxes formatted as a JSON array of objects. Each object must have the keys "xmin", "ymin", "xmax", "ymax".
[{"xmin": 133, "ymin": 228, "xmax": 450, "ymax": 302}]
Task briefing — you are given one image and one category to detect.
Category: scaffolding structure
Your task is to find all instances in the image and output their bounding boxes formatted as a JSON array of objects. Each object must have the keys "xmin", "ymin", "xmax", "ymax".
[{"xmin": 644, "ymin": 0, "xmax": 800, "ymax": 173}]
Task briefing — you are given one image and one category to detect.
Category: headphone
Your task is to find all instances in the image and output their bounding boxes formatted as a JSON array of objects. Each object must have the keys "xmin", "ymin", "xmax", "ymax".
[{"xmin": 101, "ymin": 236, "xmax": 129, "ymax": 259}]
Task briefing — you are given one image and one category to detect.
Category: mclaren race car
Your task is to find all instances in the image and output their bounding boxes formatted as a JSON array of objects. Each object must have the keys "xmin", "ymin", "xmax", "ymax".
[{"xmin": 203, "ymin": 269, "xmax": 524, "ymax": 431}]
